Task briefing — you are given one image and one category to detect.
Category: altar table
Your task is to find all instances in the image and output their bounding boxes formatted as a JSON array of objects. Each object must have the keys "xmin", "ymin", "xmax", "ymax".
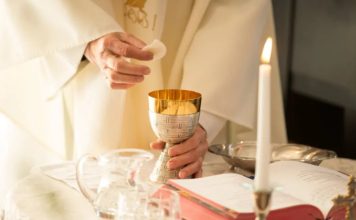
[{"xmin": 2, "ymin": 152, "xmax": 356, "ymax": 220}]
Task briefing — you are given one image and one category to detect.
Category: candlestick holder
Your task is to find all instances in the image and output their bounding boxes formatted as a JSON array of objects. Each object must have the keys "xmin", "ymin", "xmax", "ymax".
[{"xmin": 253, "ymin": 190, "xmax": 272, "ymax": 220}]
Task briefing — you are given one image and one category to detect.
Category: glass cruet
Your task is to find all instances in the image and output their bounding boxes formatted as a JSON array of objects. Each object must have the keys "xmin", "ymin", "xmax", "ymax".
[{"xmin": 76, "ymin": 148, "xmax": 153, "ymax": 219}]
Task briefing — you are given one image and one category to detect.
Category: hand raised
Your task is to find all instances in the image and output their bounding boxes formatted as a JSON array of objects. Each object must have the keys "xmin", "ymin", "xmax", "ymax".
[{"xmin": 84, "ymin": 32, "xmax": 153, "ymax": 89}]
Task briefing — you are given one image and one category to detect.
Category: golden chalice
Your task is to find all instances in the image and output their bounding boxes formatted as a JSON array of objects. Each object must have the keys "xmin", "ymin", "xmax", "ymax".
[{"xmin": 148, "ymin": 89, "xmax": 202, "ymax": 183}]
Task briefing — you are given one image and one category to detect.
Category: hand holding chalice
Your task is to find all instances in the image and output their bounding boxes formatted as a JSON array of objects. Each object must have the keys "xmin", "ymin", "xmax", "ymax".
[{"xmin": 148, "ymin": 89, "xmax": 202, "ymax": 183}]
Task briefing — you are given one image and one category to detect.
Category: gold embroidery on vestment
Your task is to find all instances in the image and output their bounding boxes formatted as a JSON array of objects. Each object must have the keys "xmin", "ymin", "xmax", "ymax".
[{"xmin": 124, "ymin": 0, "xmax": 149, "ymax": 28}]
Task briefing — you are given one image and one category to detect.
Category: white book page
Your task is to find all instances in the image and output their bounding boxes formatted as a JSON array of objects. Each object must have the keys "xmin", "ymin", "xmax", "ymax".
[
  {"xmin": 269, "ymin": 161, "xmax": 349, "ymax": 216},
  {"xmin": 170, "ymin": 173, "xmax": 305, "ymax": 213}
]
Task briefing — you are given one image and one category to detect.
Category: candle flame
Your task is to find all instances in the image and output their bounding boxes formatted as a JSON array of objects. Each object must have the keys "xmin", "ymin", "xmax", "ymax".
[{"xmin": 261, "ymin": 37, "xmax": 272, "ymax": 64}]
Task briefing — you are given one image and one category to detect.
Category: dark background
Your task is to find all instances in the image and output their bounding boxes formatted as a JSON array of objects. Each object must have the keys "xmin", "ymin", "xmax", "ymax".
[{"xmin": 272, "ymin": 0, "xmax": 356, "ymax": 159}]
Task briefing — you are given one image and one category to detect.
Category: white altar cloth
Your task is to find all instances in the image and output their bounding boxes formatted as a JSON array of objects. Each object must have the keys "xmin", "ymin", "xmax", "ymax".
[{"xmin": 2, "ymin": 153, "xmax": 356, "ymax": 220}]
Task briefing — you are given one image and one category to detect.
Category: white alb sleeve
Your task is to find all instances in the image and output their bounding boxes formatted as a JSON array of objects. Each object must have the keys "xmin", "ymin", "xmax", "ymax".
[
  {"xmin": 199, "ymin": 110, "xmax": 226, "ymax": 144},
  {"xmin": 0, "ymin": 0, "xmax": 123, "ymax": 98}
]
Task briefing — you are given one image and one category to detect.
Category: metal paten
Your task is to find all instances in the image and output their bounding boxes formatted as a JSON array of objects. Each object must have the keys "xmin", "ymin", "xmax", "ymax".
[
  {"xmin": 148, "ymin": 89, "xmax": 201, "ymax": 184},
  {"xmin": 208, "ymin": 141, "xmax": 337, "ymax": 173}
]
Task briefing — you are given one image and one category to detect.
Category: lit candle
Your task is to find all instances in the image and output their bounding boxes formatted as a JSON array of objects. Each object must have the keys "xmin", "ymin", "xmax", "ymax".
[{"xmin": 254, "ymin": 37, "xmax": 272, "ymax": 191}]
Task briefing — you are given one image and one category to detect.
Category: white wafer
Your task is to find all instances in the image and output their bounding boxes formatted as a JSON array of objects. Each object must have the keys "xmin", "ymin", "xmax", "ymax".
[{"xmin": 142, "ymin": 39, "xmax": 167, "ymax": 60}]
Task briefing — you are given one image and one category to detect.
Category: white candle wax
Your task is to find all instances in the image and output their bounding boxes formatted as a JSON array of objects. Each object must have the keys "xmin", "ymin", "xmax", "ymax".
[{"xmin": 254, "ymin": 63, "xmax": 271, "ymax": 191}]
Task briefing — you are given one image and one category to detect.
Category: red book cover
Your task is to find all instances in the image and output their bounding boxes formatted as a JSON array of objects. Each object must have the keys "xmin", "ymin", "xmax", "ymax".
[
  {"xmin": 165, "ymin": 182, "xmax": 350, "ymax": 220},
  {"xmin": 164, "ymin": 184, "xmax": 329, "ymax": 220},
  {"xmin": 164, "ymin": 161, "xmax": 352, "ymax": 220}
]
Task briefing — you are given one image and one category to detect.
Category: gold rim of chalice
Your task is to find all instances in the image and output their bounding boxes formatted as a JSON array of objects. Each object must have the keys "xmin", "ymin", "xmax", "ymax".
[{"xmin": 148, "ymin": 89, "xmax": 202, "ymax": 115}]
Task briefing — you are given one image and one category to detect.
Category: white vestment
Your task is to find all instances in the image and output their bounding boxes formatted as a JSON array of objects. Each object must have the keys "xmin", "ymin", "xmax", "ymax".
[{"xmin": 0, "ymin": 0, "xmax": 286, "ymax": 206}]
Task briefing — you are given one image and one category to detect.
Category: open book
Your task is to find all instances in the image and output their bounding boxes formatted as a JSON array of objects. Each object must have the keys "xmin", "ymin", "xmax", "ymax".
[{"xmin": 167, "ymin": 161, "xmax": 351, "ymax": 220}]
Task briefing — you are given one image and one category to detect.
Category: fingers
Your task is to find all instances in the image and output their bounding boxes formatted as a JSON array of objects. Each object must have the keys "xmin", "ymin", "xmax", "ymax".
[
  {"xmin": 193, "ymin": 169, "xmax": 203, "ymax": 178},
  {"xmin": 85, "ymin": 32, "xmax": 154, "ymax": 90},
  {"xmin": 101, "ymin": 50, "xmax": 151, "ymax": 88},
  {"xmin": 178, "ymin": 157, "xmax": 203, "ymax": 178},
  {"xmin": 106, "ymin": 35, "xmax": 153, "ymax": 60},
  {"xmin": 108, "ymin": 83, "xmax": 135, "ymax": 90},
  {"xmin": 103, "ymin": 51, "xmax": 150, "ymax": 75},
  {"xmin": 167, "ymin": 140, "xmax": 207, "ymax": 170},
  {"xmin": 150, "ymin": 137, "xmax": 205, "ymax": 178},
  {"xmin": 150, "ymin": 139, "xmax": 165, "ymax": 150},
  {"xmin": 109, "ymin": 41, "xmax": 153, "ymax": 60},
  {"xmin": 168, "ymin": 126, "xmax": 207, "ymax": 157},
  {"xmin": 165, "ymin": 125, "xmax": 208, "ymax": 179},
  {"xmin": 117, "ymin": 32, "xmax": 146, "ymax": 49}
]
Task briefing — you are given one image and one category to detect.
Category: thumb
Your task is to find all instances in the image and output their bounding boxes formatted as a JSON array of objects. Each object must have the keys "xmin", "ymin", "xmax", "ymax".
[{"xmin": 150, "ymin": 139, "xmax": 165, "ymax": 150}]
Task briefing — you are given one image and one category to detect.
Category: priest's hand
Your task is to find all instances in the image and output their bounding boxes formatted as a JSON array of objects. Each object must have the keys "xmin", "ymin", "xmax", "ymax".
[
  {"xmin": 150, "ymin": 125, "xmax": 208, "ymax": 178},
  {"xmin": 84, "ymin": 32, "xmax": 153, "ymax": 89}
]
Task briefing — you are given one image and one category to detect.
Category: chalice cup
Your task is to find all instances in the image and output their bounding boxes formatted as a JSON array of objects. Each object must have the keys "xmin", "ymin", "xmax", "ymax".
[{"xmin": 148, "ymin": 89, "xmax": 202, "ymax": 183}]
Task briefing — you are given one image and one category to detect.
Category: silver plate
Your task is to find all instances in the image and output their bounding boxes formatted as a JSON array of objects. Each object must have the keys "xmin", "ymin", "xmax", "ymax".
[{"xmin": 208, "ymin": 141, "xmax": 337, "ymax": 172}]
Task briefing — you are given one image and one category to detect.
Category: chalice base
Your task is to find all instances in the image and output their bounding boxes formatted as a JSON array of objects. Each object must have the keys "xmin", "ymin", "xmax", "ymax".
[{"xmin": 150, "ymin": 143, "xmax": 179, "ymax": 184}]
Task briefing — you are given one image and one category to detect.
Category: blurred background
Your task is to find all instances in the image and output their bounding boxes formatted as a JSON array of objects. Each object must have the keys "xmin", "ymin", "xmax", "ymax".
[
  {"xmin": 273, "ymin": 0, "xmax": 356, "ymax": 159},
  {"xmin": 0, "ymin": 0, "xmax": 354, "ymax": 160}
]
